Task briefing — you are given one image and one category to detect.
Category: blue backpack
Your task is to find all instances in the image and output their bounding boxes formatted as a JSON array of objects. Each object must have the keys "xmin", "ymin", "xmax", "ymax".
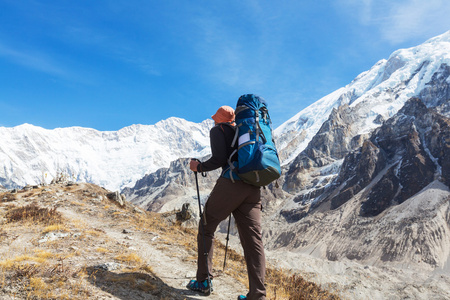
[{"xmin": 224, "ymin": 94, "xmax": 281, "ymax": 187}]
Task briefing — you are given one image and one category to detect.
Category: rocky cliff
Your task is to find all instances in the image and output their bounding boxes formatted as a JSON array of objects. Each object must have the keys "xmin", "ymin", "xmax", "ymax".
[
  {"xmin": 122, "ymin": 33, "xmax": 450, "ymax": 271},
  {"xmin": 267, "ymin": 98, "xmax": 450, "ymax": 270}
]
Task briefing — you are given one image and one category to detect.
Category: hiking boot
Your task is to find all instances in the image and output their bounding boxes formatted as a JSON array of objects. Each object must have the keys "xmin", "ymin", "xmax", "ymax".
[
  {"xmin": 186, "ymin": 279, "xmax": 213, "ymax": 295},
  {"xmin": 237, "ymin": 296, "xmax": 247, "ymax": 300}
]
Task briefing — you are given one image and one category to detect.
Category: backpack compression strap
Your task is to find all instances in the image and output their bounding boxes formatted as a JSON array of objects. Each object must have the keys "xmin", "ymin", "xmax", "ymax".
[{"xmin": 235, "ymin": 105, "xmax": 268, "ymax": 145}]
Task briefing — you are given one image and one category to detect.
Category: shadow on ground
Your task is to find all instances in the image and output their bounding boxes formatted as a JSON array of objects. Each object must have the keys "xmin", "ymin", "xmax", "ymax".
[{"xmin": 85, "ymin": 266, "xmax": 204, "ymax": 299}]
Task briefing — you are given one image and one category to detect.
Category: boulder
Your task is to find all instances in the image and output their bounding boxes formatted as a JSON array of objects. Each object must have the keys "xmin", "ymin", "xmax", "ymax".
[
  {"xmin": 107, "ymin": 191, "xmax": 126, "ymax": 207},
  {"xmin": 176, "ymin": 203, "xmax": 193, "ymax": 221}
]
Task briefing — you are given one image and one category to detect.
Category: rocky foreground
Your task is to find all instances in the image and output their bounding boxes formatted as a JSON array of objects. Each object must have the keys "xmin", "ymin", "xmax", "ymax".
[{"xmin": 0, "ymin": 182, "xmax": 339, "ymax": 300}]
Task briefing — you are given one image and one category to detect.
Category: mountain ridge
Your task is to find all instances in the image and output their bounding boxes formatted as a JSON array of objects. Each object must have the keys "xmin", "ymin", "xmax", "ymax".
[
  {"xmin": 121, "ymin": 31, "xmax": 450, "ymax": 277},
  {"xmin": 271, "ymin": 98, "xmax": 450, "ymax": 270},
  {"xmin": 0, "ymin": 118, "xmax": 213, "ymax": 191},
  {"xmin": 274, "ymin": 30, "xmax": 450, "ymax": 166},
  {"xmin": 1, "ymin": 31, "xmax": 450, "ymax": 300},
  {"xmin": 1, "ymin": 29, "xmax": 449, "ymax": 193}
]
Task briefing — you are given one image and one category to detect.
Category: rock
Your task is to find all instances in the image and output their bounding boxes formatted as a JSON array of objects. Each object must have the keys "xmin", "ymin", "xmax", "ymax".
[
  {"xmin": 123, "ymin": 156, "xmax": 221, "ymax": 212},
  {"xmin": 133, "ymin": 207, "xmax": 145, "ymax": 214},
  {"xmin": 39, "ymin": 231, "xmax": 69, "ymax": 244},
  {"xmin": 107, "ymin": 191, "xmax": 125, "ymax": 206},
  {"xmin": 94, "ymin": 262, "xmax": 121, "ymax": 271},
  {"xmin": 318, "ymin": 98, "xmax": 449, "ymax": 215},
  {"xmin": 176, "ymin": 203, "xmax": 193, "ymax": 221},
  {"xmin": 283, "ymin": 104, "xmax": 363, "ymax": 194}
]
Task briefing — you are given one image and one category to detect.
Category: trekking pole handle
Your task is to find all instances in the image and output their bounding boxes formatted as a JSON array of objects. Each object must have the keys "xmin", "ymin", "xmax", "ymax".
[{"xmin": 191, "ymin": 158, "xmax": 206, "ymax": 177}]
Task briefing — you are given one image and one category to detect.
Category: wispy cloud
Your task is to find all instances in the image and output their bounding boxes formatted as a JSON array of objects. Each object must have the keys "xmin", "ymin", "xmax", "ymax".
[
  {"xmin": 381, "ymin": 0, "xmax": 450, "ymax": 44},
  {"xmin": 190, "ymin": 14, "xmax": 247, "ymax": 87},
  {"xmin": 188, "ymin": 4, "xmax": 289, "ymax": 93},
  {"xmin": 0, "ymin": 42, "xmax": 68, "ymax": 77},
  {"xmin": 338, "ymin": 0, "xmax": 450, "ymax": 44},
  {"xmin": 64, "ymin": 24, "xmax": 162, "ymax": 77}
]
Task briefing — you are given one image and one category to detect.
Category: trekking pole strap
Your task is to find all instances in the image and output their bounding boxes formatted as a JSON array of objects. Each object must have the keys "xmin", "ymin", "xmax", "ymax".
[
  {"xmin": 192, "ymin": 158, "xmax": 207, "ymax": 177},
  {"xmin": 193, "ymin": 168, "xmax": 207, "ymax": 226}
]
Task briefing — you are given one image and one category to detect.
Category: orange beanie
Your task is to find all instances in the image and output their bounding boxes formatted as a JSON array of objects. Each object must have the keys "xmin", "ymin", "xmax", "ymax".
[{"xmin": 211, "ymin": 106, "xmax": 235, "ymax": 124}]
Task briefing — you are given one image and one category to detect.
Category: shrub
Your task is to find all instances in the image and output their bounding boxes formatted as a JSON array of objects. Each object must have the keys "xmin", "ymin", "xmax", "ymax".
[{"xmin": 5, "ymin": 203, "xmax": 62, "ymax": 224}]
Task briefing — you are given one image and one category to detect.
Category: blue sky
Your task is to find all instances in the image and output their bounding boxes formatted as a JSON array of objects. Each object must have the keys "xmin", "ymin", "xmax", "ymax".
[{"xmin": 1, "ymin": 0, "xmax": 449, "ymax": 131}]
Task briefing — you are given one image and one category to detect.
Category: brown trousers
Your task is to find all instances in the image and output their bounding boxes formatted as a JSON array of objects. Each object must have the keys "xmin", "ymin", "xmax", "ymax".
[{"xmin": 196, "ymin": 177, "xmax": 266, "ymax": 300}]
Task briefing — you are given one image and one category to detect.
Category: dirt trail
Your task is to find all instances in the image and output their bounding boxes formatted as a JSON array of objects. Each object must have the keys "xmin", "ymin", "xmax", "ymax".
[
  {"xmin": 5, "ymin": 182, "xmax": 447, "ymax": 299},
  {"xmin": 58, "ymin": 188, "xmax": 248, "ymax": 299},
  {"xmin": 0, "ymin": 183, "xmax": 252, "ymax": 299}
]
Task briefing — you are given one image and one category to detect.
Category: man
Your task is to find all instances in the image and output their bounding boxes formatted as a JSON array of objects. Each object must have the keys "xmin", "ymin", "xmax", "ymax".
[{"xmin": 187, "ymin": 105, "xmax": 266, "ymax": 300}]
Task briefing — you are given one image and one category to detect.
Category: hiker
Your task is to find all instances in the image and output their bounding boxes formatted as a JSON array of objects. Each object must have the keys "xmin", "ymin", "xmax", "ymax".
[{"xmin": 187, "ymin": 105, "xmax": 266, "ymax": 300}]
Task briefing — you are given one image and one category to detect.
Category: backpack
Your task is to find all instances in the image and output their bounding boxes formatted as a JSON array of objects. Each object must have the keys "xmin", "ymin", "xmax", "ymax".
[{"xmin": 224, "ymin": 94, "xmax": 281, "ymax": 187}]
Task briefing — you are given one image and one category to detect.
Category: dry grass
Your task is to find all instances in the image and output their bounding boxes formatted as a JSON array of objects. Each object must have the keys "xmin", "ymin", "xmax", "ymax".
[
  {"xmin": 102, "ymin": 272, "xmax": 157, "ymax": 292},
  {"xmin": 115, "ymin": 253, "xmax": 143, "ymax": 265},
  {"xmin": 0, "ymin": 191, "xmax": 96, "ymax": 299},
  {"xmin": 265, "ymin": 268, "xmax": 340, "ymax": 300},
  {"xmin": 131, "ymin": 211, "xmax": 170, "ymax": 233},
  {"xmin": 0, "ymin": 252, "xmax": 84, "ymax": 300},
  {"xmin": 5, "ymin": 202, "xmax": 63, "ymax": 225},
  {"xmin": 96, "ymin": 247, "xmax": 110, "ymax": 254},
  {"xmin": 43, "ymin": 224, "xmax": 70, "ymax": 233},
  {"xmin": 84, "ymin": 229, "xmax": 103, "ymax": 237},
  {"xmin": 1, "ymin": 192, "xmax": 17, "ymax": 202},
  {"xmin": 135, "ymin": 214, "xmax": 341, "ymax": 299},
  {"xmin": 0, "ymin": 183, "xmax": 341, "ymax": 300},
  {"xmin": 70, "ymin": 200, "xmax": 85, "ymax": 206}
]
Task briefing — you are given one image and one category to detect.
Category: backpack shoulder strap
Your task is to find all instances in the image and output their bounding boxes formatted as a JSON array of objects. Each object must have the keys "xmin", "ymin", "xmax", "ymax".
[
  {"xmin": 216, "ymin": 122, "xmax": 239, "ymax": 147},
  {"xmin": 215, "ymin": 122, "xmax": 240, "ymax": 183},
  {"xmin": 217, "ymin": 122, "xmax": 234, "ymax": 132}
]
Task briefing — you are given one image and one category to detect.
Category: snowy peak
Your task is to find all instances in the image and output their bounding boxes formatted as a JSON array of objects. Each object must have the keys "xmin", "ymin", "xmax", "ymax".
[
  {"xmin": 348, "ymin": 30, "xmax": 450, "ymax": 108},
  {"xmin": 269, "ymin": 98, "xmax": 450, "ymax": 271},
  {"xmin": 275, "ymin": 30, "xmax": 450, "ymax": 165},
  {"xmin": 0, "ymin": 118, "xmax": 214, "ymax": 191}
]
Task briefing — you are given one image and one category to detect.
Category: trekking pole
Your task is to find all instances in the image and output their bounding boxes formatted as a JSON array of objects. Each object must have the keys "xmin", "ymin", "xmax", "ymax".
[
  {"xmin": 223, "ymin": 214, "xmax": 232, "ymax": 271},
  {"xmin": 193, "ymin": 159, "xmax": 207, "ymax": 226},
  {"xmin": 193, "ymin": 159, "xmax": 212, "ymax": 294}
]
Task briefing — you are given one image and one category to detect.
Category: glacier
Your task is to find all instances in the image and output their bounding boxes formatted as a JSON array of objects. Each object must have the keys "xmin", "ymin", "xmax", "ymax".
[
  {"xmin": 0, "ymin": 118, "xmax": 213, "ymax": 191},
  {"xmin": 1, "ymin": 30, "xmax": 449, "ymax": 194}
]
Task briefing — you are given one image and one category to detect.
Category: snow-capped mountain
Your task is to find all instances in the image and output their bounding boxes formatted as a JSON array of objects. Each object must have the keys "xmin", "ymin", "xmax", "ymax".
[
  {"xmin": 274, "ymin": 30, "xmax": 450, "ymax": 205},
  {"xmin": 261, "ymin": 31, "xmax": 450, "ymax": 271},
  {"xmin": 0, "ymin": 28, "xmax": 448, "ymax": 294},
  {"xmin": 275, "ymin": 30, "xmax": 450, "ymax": 166},
  {"xmin": 266, "ymin": 98, "xmax": 450, "ymax": 271},
  {"xmin": 0, "ymin": 118, "xmax": 213, "ymax": 191},
  {"xmin": 121, "ymin": 31, "xmax": 450, "ymax": 272}
]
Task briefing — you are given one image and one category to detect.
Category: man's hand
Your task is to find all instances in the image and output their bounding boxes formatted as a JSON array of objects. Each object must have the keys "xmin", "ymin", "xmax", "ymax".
[{"xmin": 190, "ymin": 159, "xmax": 200, "ymax": 172}]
